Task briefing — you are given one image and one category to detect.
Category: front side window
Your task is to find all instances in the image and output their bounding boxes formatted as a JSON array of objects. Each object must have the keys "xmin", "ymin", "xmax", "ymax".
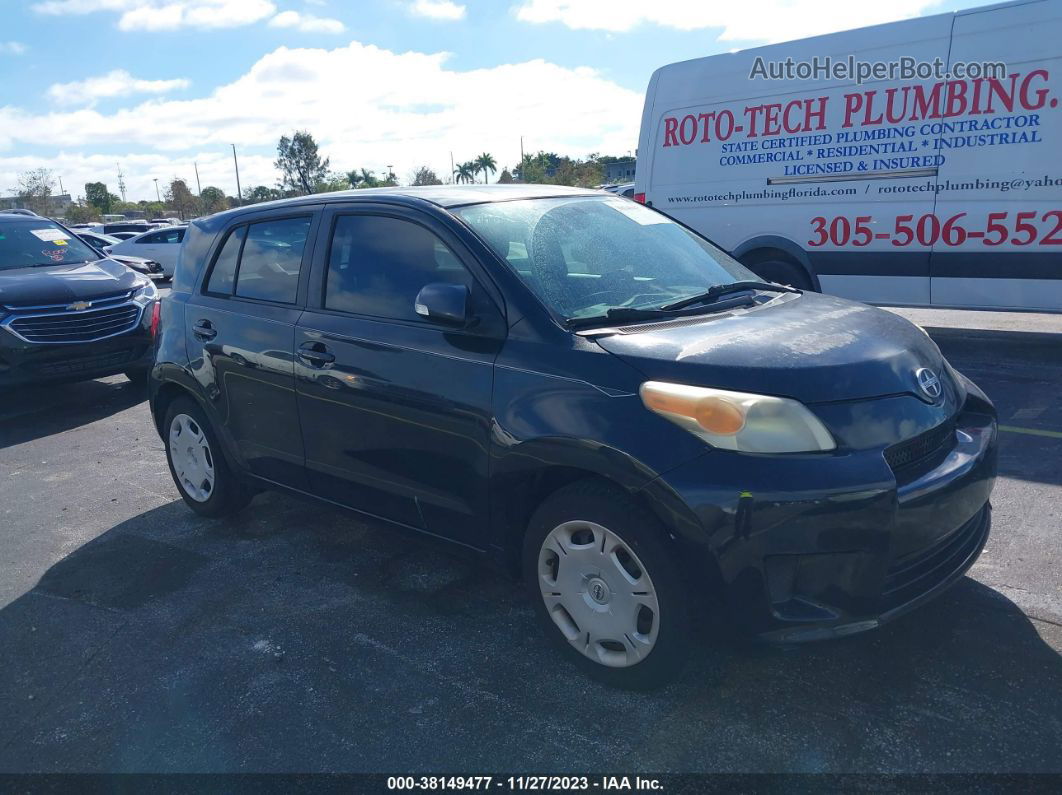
[
  {"xmin": 234, "ymin": 216, "xmax": 310, "ymax": 303},
  {"xmin": 325, "ymin": 215, "xmax": 476, "ymax": 322},
  {"xmin": 0, "ymin": 220, "xmax": 102, "ymax": 271},
  {"xmin": 455, "ymin": 196, "xmax": 753, "ymax": 321}
]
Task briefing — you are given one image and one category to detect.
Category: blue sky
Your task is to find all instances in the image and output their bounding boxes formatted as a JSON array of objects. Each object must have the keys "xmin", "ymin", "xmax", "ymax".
[{"xmin": 0, "ymin": 0, "xmax": 997, "ymax": 201}]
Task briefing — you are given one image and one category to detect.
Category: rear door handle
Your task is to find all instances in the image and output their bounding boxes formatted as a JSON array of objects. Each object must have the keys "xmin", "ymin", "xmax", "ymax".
[
  {"xmin": 298, "ymin": 341, "xmax": 335, "ymax": 367},
  {"xmin": 192, "ymin": 319, "xmax": 217, "ymax": 341}
]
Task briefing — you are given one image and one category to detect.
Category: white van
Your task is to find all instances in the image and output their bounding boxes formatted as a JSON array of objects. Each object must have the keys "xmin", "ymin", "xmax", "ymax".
[{"xmin": 635, "ymin": 0, "xmax": 1061, "ymax": 311}]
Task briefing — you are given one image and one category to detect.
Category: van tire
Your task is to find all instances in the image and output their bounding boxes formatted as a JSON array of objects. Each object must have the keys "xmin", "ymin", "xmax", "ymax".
[
  {"xmin": 522, "ymin": 479, "xmax": 692, "ymax": 690},
  {"xmin": 741, "ymin": 256, "xmax": 814, "ymax": 291},
  {"xmin": 164, "ymin": 397, "xmax": 252, "ymax": 518}
]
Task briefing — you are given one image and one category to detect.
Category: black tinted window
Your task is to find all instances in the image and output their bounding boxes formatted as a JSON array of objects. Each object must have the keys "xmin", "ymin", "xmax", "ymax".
[
  {"xmin": 325, "ymin": 215, "xmax": 474, "ymax": 321},
  {"xmin": 234, "ymin": 216, "xmax": 310, "ymax": 304},
  {"xmin": 206, "ymin": 226, "xmax": 245, "ymax": 295}
]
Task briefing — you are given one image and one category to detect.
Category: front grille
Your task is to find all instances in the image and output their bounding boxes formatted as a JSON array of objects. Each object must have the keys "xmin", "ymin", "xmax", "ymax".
[
  {"xmin": 884, "ymin": 420, "xmax": 955, "ymax": 484},
  {"xmin": 29, "ymin": 347, "xmax": 140, "ymax": 376},
  {"xmin": 4, "ymin": 302, "xmax": 142, "ymax": 344},
  {"xmin": 882, "ymin": 506, "xmax": 988, "ymax": 609}
]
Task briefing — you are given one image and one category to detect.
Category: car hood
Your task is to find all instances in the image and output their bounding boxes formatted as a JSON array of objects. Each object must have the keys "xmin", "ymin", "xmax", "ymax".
[
  {"xmin": 0, "ymin": 258, "xmax": 141, "ymax": 307},
  {"xmin": 592, "ymin": 292, "xmax": 947, "ymax": 404}
]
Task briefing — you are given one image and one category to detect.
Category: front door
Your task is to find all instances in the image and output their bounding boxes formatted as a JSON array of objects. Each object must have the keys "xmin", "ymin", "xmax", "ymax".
[
  {"xmin": 295, "ymin": 205, "xmax": 504, "ymax": 548},
  {"xmin": 186, "ymin": 211, "xmax": 318, "ymax": 487}
]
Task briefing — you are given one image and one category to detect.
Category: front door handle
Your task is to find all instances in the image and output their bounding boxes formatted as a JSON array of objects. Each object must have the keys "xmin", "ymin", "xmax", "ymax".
[
  {"xmin": 192, "ymin": 319, "xmax": 217, "ymax": 341},
  {"xmin": 298, "ymin": 341, "xmax": 335, "ymax": 367}
]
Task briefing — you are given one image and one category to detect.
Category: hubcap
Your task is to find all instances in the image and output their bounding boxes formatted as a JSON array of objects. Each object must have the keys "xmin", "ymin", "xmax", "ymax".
[
  {"xmin": 168, "ymin": 413, "xmax": 216, "ymax": 503},
  {"xmin": 537, "ymin": 520, "xmax": 659, "ymax": 668}
]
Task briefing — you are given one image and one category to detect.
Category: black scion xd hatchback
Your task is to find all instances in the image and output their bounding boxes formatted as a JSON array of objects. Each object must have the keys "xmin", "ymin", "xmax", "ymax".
[{"xmin": 151, "ymin": 185, "xmax": 996, "ymax": 688}]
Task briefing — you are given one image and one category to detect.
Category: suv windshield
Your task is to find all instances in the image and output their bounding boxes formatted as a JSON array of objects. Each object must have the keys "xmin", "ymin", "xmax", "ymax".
[
  {"xmin": 0, "ymin": 220, "xmax": 102, "ymax": 270},
  {"xmin": 455, "ymin": 196, "xmax": 755, "ymax": 321}
]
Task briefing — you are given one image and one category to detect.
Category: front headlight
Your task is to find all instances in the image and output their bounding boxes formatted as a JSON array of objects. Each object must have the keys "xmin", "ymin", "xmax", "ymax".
[
  {"xmin": 640, "ymin": 381, "xmax": 836, "ymax": 453},
  {"xmin": 131, "ymin": 279, "xmax": 158, "ymax": 305}
]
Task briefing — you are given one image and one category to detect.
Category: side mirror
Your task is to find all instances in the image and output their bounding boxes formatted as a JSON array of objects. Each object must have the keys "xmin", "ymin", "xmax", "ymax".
[{"xmin": 414, "ymin": 282, "xmax": 470, "ymax": 326}]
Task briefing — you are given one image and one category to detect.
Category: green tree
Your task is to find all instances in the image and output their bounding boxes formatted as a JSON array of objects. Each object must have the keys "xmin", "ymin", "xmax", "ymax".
[
  {"xmin": 164, "ymin": 178, "xmax": 196, "ymax": 220},
  {"xmin": 84, "ymin": 182, "xmax": 112, "ymax": 214},
  {"xmin": 199, "ymin": 186, "xmax": 228, "ymax": 215},
  {"xmin": 410, "ymin": 166, "xmax": 442, "ymax": 186},
  {"xmin": 496, "ymin": 168, "xmax": 514, "ymax": 184},
  {"xmin": 64, "ymin": 201, "xmax": 99, "ymax": 224},
  {"xmin": 315, "ymin": 172, "xmax": 351, "ymax": 193},
  {"xmin": 455, "ymin": 162, "xmax": 476, "ymax": 184},
  {"xmin": 275, "ymin": 130, "xmax": 331, "ymax": 196},
  {"xmin": 243, "ymin": 185, "xmax": 282, "ymax": 204},
  {"xmin": 348, "ymin": 168, "xmax": 380, "ymax": 188},
  {"xmin": 475, "ymin": 152, "xmax": 497, "ymax": 184},
  {"xmin": 15, "ymin": 168, "xmax": 55, "ymax": 215}
]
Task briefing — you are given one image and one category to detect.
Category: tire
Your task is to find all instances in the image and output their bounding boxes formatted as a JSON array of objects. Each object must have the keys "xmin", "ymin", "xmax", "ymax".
[
  {"xmin": 522, "ymin": 479, "xmax": 693, "ymax": 689},
  {"xmin": 742, "ymin": 257, "xmax": 814, "ymax": 291},
  {"xmin": 163, "ymin": 396, "xmax": 252, "ymax": 518}
]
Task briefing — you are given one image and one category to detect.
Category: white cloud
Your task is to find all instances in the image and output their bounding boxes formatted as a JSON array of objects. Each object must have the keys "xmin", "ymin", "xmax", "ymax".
[
  {"xmin": 410, "ymin": 0, "xmax": 466, "ymax": 21},
  {"xmin": 269, "ymin": 10, "xmax": 345, "ymax": 33},
  {"xmin": 0, "ymin": 41, "xmax": 641, "ymax": 200},
  {"xmin": 31, "ymin": 0, "xmax": 277, "ymax": 31},
  {"xmin": 514, "ymin": 0, "xmax": 944, "ymax": 42},
  {"xmin": 0, "ymin": 42, "xmax": 27, "ymax": 55},
  {"xmin": 47, "ymin": 70, "xmax": 191, "ymax": 106}
]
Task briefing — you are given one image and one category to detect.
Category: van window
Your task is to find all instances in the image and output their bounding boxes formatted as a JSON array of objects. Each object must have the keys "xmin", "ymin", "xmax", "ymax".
[
  {"xmin": 205, "ymin": 227, "xmax": 246, "ymax": 295},
  {"xmin": 325, "ymin": 215, "xmax": 475, "ymax": 322},
  {"xmin": 234, "ymin": 216, "xmax": 310, "ymax": 304}
]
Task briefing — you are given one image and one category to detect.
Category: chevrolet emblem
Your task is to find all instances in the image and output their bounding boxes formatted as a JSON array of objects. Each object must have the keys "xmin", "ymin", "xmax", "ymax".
[{"xmin": 67, "ymin": 300, "xmax": 92, "ymax": 311}]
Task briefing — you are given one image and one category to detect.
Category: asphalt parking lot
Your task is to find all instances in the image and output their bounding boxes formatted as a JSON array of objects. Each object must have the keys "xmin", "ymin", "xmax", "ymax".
[{"xmin": 1, "ymin": 303, "xmax": 1060, "ymax": 774}]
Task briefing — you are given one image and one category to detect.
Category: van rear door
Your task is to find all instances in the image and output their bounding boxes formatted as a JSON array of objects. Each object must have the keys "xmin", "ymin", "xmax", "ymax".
[{"xmin": 929, "ymin": 0, "xmax": 1062, "ymax": 310}]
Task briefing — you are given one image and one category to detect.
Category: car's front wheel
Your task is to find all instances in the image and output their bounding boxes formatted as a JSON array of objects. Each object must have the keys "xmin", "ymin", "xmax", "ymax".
[
  {"xmin": 523, "ymin": 480, "xmax": 692, "ymax": 689},
  {"xmin": 164, "ymin": 397, "xmax": 251, "ymax": 517}
]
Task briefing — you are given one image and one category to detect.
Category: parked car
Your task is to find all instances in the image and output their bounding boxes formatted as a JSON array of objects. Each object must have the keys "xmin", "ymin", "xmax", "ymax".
[
  {"xmin": 150, "ymin": 217, "xmax": 182, "ymax": 226},
  {"xmin": 1, "ymin": 209, "xmax": 40, "ymax": 217},
  {"xmin": 0, "ymin": 215, "xmax": 160, "ymax": 386},
  {"xmin": 603, "ymin": 182, "xmax": 635, "ymax": 198},
  {"xmin": 74, "ymin": 231, "xmax": 164, "ymax": 278},
  {"xmin": 107, "ymin": 225, "xmax": 187, "ymax": 278},
  {"xmin": 150, "ymin": 185, "xmax": 996, "ymax": 688},
  {"xmin": 107, "ymin": 231, "xmax": 142, "ymax": 241}
]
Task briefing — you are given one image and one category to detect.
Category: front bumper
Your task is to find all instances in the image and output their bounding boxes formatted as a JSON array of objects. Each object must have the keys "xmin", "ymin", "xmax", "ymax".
[
  {"xmin": 645, "ymin": 391, "xmax": 998, "ymax": 641},
  {"xmin": 0, "ymin": 308, "xmax": 155, "ymax": 387}
]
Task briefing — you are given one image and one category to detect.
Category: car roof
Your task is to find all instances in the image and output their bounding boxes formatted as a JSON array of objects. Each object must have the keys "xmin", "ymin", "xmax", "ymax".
[{"xmin": 216, "ymin": 184, "xmax": 598, "ymax": 218}]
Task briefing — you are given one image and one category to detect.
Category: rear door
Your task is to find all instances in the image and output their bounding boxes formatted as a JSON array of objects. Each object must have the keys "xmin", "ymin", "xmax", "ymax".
[
  {"xmin": 186, "ymin": 208, "xmax": 319, "ymax": 487},
  {"xmin": 930, "ymin": 0, "xmax": 1062, "ymax": 309},
  {"xmin": 295, "ymin": 204, "xmax": 505, "ymax": 548}
]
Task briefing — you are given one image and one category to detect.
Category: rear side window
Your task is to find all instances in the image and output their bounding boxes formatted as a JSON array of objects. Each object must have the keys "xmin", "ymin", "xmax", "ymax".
[
  {"xmin": 206, "ymin": 227, "xmax": 245, "ymax": 295},
  {"xmin": 138, "ymin": 228, "xmax": 185, "ymax": 244},
  {"xmin": 234, "ymin": 217, "xmax": 310, "ymax": 303},
  {"xmin": 324, "ymin": 215, "xmax": 475, "ymax": 322}
]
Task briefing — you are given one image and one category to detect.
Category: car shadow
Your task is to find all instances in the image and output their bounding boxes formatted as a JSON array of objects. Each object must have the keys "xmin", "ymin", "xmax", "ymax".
[
  {"xmin": 1, "ymin": 494, "xmax": 1060, "ymax": 773},
  {"xmin": 0, "ymin": 376, "xmax": 147, "ymax": 450}
]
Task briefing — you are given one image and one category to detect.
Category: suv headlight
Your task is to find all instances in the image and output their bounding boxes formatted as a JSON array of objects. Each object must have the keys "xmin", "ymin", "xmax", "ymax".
[
  {"xmin": 640, "ymin": 381, "xmax": 836, "ymax": 453},
  {"xmin": 131, "ymin": 279, "xmax": 158, "ymax": 305}
]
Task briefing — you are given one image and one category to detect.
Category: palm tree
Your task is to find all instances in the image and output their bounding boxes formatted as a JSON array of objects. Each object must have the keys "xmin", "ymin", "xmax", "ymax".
[
  {"xmin": 456, "ymin": 162, "xmax": 476, "ymax": 184},
  {"xmin": 475, "ymin": 152, "xmax": 497, "ymax": 184},
  {"xmin": 346, "ymin": 170, "xmax": 363, "ymax": 188}
]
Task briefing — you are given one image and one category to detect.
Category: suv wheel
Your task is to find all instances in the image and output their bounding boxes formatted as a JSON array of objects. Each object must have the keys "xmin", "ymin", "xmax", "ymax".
[
  {"xmin": 164, "ymin": 397, "xmax": 251, "ymax": 517},
  {"xmin": 523, "ymin": 480, "xmax": 692, "ymax": 689}
]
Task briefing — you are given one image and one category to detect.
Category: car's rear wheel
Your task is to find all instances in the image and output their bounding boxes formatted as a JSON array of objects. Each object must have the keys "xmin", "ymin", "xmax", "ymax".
[
  {"xmin": 164, "ymin": 397, "xmax": 251, "ymax": 517},
  {"xmin": 523, "ymin": 480, "xmax": 692, "ymax": 689}
]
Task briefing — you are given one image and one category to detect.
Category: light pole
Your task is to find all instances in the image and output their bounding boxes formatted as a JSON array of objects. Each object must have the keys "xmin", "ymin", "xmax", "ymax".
[
  {"xmin": 153, "ymin": 178, "xmax": 160, "ymax": 203},
  {"xmin": 232, "ymin": 144, "xmax": 242, "ymax": 206},
  {"xmin": 386, "ymin": 164, "xmax": 394, "ymax": 185}
]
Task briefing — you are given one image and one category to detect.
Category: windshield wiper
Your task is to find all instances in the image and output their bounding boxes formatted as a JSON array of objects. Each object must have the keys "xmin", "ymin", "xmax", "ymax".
[
  {"xmin": 659, "ymin": 280, "xmax": 800, "ymax": 311},
  {"xmin": 567, "ymin": 293, "xmax": 760, "ymax": 330}
]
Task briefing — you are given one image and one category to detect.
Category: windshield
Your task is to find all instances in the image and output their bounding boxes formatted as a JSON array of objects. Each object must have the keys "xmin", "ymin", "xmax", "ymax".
[
  {"xmin": 455, "ymin": 196, "xmax": 755, "ymax": 321},
  {"xmin": 0, "ymin": 220, "xmax": 102, "ymax": 271}
]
